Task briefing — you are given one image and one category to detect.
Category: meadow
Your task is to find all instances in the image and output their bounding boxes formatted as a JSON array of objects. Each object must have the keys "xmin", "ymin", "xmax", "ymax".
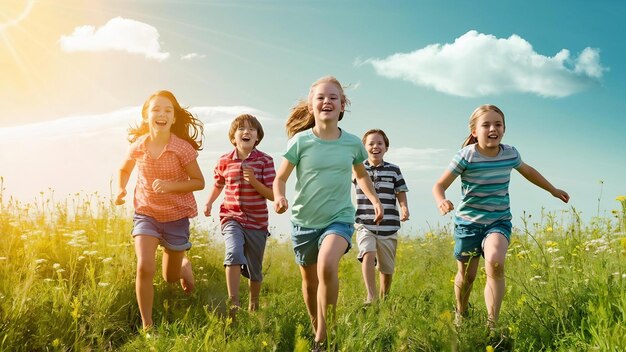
[{"xmin": 1, "ymin": 184, "xmax": 625, "ymax": 351}]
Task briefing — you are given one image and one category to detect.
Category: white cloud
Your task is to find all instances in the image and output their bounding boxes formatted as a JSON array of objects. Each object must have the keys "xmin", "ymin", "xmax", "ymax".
[
  {"xmin": 59, "ymin": 17, "xmax": 170, "ymax": 61},
  {"xmin": 363, "ymin": 30, "xmax": 607, "ymax": 98},
  {"xmin": 181, "ymin": 53, "xmax": 206, "ymax": 60}
]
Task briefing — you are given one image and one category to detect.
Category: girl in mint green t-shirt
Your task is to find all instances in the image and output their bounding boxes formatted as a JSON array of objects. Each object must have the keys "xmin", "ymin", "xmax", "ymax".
[{"xmin": 273, "ymin": 76, "xmax": 383, "ymax": 349}]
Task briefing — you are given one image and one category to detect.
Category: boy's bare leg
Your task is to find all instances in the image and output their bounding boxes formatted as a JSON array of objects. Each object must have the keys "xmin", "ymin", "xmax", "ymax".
[
  {"xmin": 379, "ymin": 272, "xmax": 393, "ymax": 299},
  {"xmin": 226, "ymin": 265, "xmax": 242, "ymax": 317},
  {"xmin": 361, "ymin": 252, "xmax": 377, "ymax": 303},
  {"xmin": 249, "ymin": 280, "xmax": 261, "ymax": 311}
]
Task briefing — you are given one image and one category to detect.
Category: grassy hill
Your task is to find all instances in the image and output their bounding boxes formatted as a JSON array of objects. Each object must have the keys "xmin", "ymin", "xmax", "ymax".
[{"xmin": 1, "ymin": 191, "xmax": 625, "ymax": 351}]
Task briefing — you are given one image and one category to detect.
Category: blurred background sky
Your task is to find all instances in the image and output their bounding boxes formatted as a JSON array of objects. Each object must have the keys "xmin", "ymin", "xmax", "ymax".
[{"xmin": 1, "ymin": 0, "xmax": 624, "ymax": 237}]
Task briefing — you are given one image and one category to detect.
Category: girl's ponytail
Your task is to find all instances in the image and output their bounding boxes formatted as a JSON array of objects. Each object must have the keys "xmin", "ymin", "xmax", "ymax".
[
  {"xmin": 285, "ymin": 100, "xmax": 315, "ymax": 138},
  {"xmin": 462, "ymin": 135, "xmax": 477, "ymax": 148}
]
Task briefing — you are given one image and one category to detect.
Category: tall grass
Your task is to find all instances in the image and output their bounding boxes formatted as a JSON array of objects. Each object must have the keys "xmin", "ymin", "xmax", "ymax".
[{"xmin": 1, "ymin": 184, "xmax": 625, "ymax": 351}]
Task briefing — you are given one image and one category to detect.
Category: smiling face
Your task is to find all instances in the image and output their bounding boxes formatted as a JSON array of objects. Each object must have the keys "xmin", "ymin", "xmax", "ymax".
[
  {"xmin": 145, "ymin": 96, "xmax": 175, "ymax": 133},
  {"xmin": 232, "ymin": 121, "xmax": 259, "ymax": 153},
  {"xmin": 364, "ymin": 132, "xmax": 388, "ymax": 166},
  {"xmin": 309, "ymin": 82, "xmax": 345, "ymax": 124},
  {"xmin": 471, "ymin": 110, "xmax": 505, "ymax": 156}
]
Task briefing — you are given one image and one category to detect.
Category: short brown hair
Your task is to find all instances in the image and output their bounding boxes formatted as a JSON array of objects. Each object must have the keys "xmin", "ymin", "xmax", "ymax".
[
  {"xmin": 229, "ymin": 114, "xmax": 264, "ymax": 147},
  {"xmin": 362, "ymin": 129, "xmax": 390, "ymax": 148}
]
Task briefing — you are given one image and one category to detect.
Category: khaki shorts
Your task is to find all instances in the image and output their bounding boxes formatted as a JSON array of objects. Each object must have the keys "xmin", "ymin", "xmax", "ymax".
[{"xmin": 355, "ymin": 224, "xmax": 398, "ymax": 274}]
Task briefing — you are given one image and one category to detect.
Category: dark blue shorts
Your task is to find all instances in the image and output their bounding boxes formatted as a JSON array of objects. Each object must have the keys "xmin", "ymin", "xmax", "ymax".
[
  {"xmin": 291, "ymin": 222, "xmax": 354, "ymax": 266},
  {"xmin": 453, "ymin": 220, "xmax": 511, "ymax": 260}
]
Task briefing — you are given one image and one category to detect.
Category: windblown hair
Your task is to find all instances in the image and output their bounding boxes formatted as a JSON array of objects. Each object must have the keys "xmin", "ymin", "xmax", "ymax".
[
  {"xmin": 362, "ymin": 129, "xmax": 390, "ymax": 148},
  {"xmin": 128, "ymin": 90, "xmax": 204, "ymax": 150},
  {"xmin": 228, "ymin": 114, "xmax": 264, "ymax": 147},
  {"xmin": 285, "ymin": 76, "xmax": 351, "ymax": 138},
  {"xmin": 462, "ymin": 104, "xmax": 505, "ymax": 148}
]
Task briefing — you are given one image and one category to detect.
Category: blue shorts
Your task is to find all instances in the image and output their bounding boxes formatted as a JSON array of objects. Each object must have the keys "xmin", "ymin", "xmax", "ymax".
[
  {"xmin": 453, "ymin": 220, "xmax": 512, "ymax": 260},
  {"xmin": 132, "ymin": 213, "xmax": 192, "ymax": 251},
  {"xmin": 291, "ymin": 222, "xmax": 354, "ymax": 266},
  {"xmin": 222, "ymin": 220, "xmax": 269, "ymax": 282}
]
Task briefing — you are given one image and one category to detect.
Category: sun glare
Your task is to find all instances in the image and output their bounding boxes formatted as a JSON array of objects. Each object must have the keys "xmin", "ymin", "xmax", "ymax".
[{"xmin": 0, "ymin": 0, "xmax": 35, "ymax": 31}]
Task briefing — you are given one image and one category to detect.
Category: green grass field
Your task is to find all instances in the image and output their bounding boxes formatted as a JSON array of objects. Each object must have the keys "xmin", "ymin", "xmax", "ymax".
[{"xmin": 1, "ymin": 189, "xmax": 625, "ymax": 351}]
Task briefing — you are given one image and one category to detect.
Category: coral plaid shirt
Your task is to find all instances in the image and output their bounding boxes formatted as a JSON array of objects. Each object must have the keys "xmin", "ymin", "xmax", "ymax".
[
  {"xmin": 128, "ymin": 134, "xmax": 199, "ymax": 222},
  {"xmin": 214, "ymin": 148, "xmax": 275, "ymax": 230}
]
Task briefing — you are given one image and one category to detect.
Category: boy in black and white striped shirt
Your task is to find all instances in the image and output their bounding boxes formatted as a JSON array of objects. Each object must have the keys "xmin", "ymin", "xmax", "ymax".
[{"xmin": 354, "ymin": 129, "xmax": 409, "ymax": 303}]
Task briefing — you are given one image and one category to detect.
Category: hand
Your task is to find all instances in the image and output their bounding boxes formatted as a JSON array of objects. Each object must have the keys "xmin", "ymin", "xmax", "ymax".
[
  {"xmin": 242, "ymin": 168, "xmax": 257, "ymax": 184},
  {"xmin": 400, "ymin": 207, "xmax": 410, "ymax": 222},
  {"xmin": 274, "ymin": 197, "xmax": 288, "ymax": 214},
  {"xmin": 203, "ymin": 203, "xmax": 212, "ymax": 217},
  {"xmin": 115, "ymin": 189, "xmax": 126, "ymax": 205},
  {"xmin": 152, "ymin": 179, "xmax": 170, "ymax": 194},
  {"xmin": 438, "ymin": 199, "xmax": 454, "ymax": 215},
  {"xmin": 552, "ymin": 189, "xmax": 570, "ymax": 203},
  {"xmin": 373, "ymin": 202, "xmax": 384, "ymax": 224}
]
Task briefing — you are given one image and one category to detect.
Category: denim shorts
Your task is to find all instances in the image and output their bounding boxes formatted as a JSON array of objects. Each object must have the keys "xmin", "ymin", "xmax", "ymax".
[
  {"xmin": 453, "ymin": 220, "xmax": 512, "ymax": 260},
  {"xmin": 222, "ymin": 220, "xmax": 269, "ymax": 282},
  {"xmin": 291, "ymin": 222, "xmax": 354, "ymax": 266},
  {"xmin": 132, "ymin": 213, "xmax": 191, "ymax": 251}
]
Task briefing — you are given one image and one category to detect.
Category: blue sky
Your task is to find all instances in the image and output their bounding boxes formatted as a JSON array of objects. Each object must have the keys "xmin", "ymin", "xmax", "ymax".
[{"xmin": 1, "ymin": 0, "xmax": 624, "ymax": 236}]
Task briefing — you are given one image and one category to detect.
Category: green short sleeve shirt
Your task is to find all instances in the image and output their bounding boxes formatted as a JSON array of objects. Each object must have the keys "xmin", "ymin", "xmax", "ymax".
[{"xmin": 284, "ymin": 129, "xmax": 367, "ymax": 228}]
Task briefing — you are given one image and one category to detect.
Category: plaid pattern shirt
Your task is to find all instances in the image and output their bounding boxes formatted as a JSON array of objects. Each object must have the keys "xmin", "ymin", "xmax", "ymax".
[
  {"xmin": 128, "ymin": 134, "xmax": 199, "ymax": 222},
  {"xmin": 213, "ymin": 148, "xmax": 275, "ymax": 230}
]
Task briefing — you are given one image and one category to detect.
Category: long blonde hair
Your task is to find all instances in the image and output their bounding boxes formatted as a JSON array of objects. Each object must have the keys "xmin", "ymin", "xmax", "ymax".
[
  {"xmin": 285, "ymin": 76, "xmax": 350, "ymax": 138},
  {"xmin": 462, "ymin": 104, "xmax": 505, "ymax": 147}
]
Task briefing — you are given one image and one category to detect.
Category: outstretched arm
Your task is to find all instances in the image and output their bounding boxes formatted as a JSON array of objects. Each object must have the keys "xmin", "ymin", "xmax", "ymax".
[
  {"xmin": 273, "ymin": 158, "xmax": 295, "ymax": 214},
  {"xmin": 115, "ymin": 159, "xmax": 136, "ymax": 205},
  {"xmin": 432, "ymin": 169, "xmax": 458, "ymax": 215},
  {"xmin": 516, "ymin": 162, "xmax": 569, "ymax": 203},
  {"xmin": 353, "ymin": 163, "xmax": 384, "ymax": 224}
]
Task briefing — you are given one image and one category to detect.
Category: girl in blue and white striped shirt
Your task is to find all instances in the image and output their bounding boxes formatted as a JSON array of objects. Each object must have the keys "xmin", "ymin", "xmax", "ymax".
[{"xmin": 432, "ymin": 104, "xmax": 569, "ymax": 330}]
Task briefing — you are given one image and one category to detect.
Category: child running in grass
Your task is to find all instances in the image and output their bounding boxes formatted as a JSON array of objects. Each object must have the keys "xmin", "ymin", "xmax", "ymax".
[
  {"xmin": 204, "ymin": 114, "xmax": 275, "ymax": 313},
  {"xmin": 115, "ymin": 90, "xmax": 205, "ymax": 331},
  {"xmin": 273, "ymin": 76, "xmax": 383, "ymax": 350},
  {"xmin": 432, "ymin": 104, "xmax": 569, "ymax": 329},
  {"xmin": 354, "ymin": 129, "xmax": 409, "ymax": 304}
]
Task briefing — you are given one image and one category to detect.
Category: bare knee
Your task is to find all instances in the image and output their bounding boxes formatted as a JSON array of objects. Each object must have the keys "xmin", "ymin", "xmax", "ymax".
[
  {"xmin": 137, "ymin": 261, "xmax": 156, "ymax": 279},
  {"xmin": 485, "ymin": 257, "xmax": 505, "ymax": 280},
  {"xmin": 362, "ymin": 252, "xmax": 376, "ymax": 266},
  {"xmin": 317, "ymin": 258, "xmax": 339, "ymax": 283},
  {"xmin": 457, "ymin": 269, "xmax": 477, "ymax": 285}
]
